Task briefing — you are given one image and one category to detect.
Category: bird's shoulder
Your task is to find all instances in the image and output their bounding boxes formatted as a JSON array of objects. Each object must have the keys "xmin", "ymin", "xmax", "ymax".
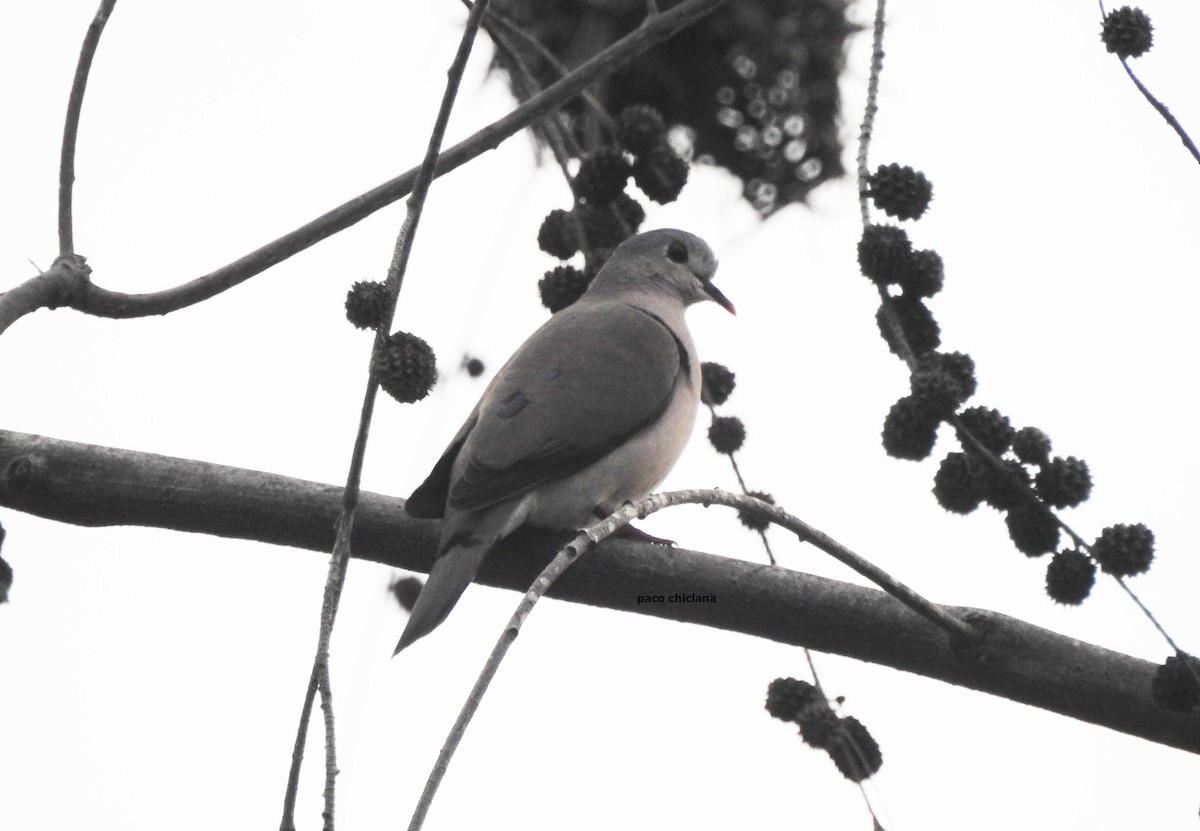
[
  {"xmin": 482, "ymin": 299, "xmax": 686, "ymax": 421},
  {"xmin": 501, "ymin": 298, "xmax": 687, "ymax": 382}
]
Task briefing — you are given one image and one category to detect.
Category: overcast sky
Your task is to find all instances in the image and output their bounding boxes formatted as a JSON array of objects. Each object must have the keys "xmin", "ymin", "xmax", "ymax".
[{"xmin": 3, "ymin": 1, "xmax": 1199, "ymax": 829}]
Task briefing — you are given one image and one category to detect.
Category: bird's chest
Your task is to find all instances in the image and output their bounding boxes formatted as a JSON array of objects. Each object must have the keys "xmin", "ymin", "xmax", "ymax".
[{"xmin": 526, "ymin": 365, "xmax": 700, "ymax": 528}]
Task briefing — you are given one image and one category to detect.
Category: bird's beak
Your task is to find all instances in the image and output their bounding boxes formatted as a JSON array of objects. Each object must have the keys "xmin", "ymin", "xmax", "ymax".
[{"xmin": 703, "ymin": 281, "xmax": 736, "ymax": 315}]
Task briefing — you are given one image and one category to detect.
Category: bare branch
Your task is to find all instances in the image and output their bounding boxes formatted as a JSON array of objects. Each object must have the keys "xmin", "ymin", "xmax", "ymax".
[
  {"xmin": 2, "ymin": 0, "xmax": 730, "ymax": 336},
  {"xmin": 475, "ymin": 0, "xmax": 616, "ymax": 135},
  {"xmin": 411, "ymin": 489, "xmax": 976, "ymax": 827},
  {"xmin": 481, "ymin": 11, "xmax": 582, "ymax": 175},
  {"xmin": 855, "ymin": 0, "xmax": 888, "ymax": 226},
  {"xmin": 1113, "ymin": 55, "xmax": 1200, "ymax": 166},
  {"xmin": 278, "ymin": 673, "xmax": 318, "ymax": 831},
  {"xmin": 60, "ymin": 0, "xmax": 119, "ymax": 255},
  {"xmin": 0, "ymin": 255, "xmax": 91, "ymax": 335},
  {"xmin": 2, "ymin": 428, "xmax": 1196, "ymax": 753},
  {"xmin": 283, "ymin": 1, "xmax": 495, "ymax": 827},
  {"xmin": 1097, "ymin": 0, "xmax": 1200, "ymax": 166}
]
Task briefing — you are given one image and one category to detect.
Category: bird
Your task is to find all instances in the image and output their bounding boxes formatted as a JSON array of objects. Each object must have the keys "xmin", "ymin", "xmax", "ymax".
[{"xmin": 395, "ymin": 228, "xmax": 734, "ymax": 653}]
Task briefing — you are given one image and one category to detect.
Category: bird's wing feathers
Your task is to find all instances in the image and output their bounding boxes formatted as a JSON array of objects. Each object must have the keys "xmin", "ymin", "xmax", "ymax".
[
  {"xmin": 404, "ymin": 411, "xmax": 477, "ymax": 519},
  {"xmin": 447, "ymin": 302, "xmax": 686, "ymax": 513}
]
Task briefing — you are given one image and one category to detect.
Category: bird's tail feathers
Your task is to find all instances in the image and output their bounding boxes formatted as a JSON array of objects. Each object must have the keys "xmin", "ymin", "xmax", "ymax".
[{"xmin": 393, "ymin": 508, "xmax": 512, "ymax": 654}]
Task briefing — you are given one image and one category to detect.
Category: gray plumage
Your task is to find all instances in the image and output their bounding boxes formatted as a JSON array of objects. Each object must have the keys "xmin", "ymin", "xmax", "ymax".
[{"xmin": 395, "ymin": 229, "xmax": 733, "ymax": 653}]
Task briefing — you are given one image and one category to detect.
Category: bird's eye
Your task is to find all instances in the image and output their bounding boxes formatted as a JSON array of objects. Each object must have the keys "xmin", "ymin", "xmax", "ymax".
[{"xmin": 666, "ymin": 240, "xmax": 689, "ymax": 264}]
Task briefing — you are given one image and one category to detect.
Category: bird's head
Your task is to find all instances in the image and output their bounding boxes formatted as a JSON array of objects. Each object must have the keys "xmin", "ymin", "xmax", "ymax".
[{"xmin": 590, "ymin": 228, "xmax": 735, "ymax": 314}]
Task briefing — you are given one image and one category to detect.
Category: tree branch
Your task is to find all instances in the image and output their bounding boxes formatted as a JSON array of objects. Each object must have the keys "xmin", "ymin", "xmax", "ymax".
[
  {"xmin": 59, "ymin": 0, "xmax": 119, "ymax": 255},
  {"xmin": 1114, "ymin": 55, "xmax": 1200, "ymax": 166},
  {"xmin": 0, "ymin": 255, "xmax": 92, "ymax": 334},
  {"xmin": 1096, "ymin": 0, "xmax": 1200, "ymax": 166},
  {"xmin": 283, "ymin": 2, "xmax": 495, "ymax": 828},
  {"xmin": 0, "ymin": 0, "xmax": 730, "ymax": 336},
  {"xmin": 1, "ymin": 428, "xmax": 1196, "ymax": 753}
]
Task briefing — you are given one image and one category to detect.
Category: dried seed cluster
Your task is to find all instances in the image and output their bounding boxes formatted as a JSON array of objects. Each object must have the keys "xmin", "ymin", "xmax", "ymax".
[
  {"xmin": 534, "ymin": 105, "xmax": 688, "ymax": 313},
  {"xmin": 1101, "ymin": 6, "xmax": 1154, "ymax": 59},
  {"xmin": 766, "ymin": 678, "xmax": 883, "ymax": 783}
]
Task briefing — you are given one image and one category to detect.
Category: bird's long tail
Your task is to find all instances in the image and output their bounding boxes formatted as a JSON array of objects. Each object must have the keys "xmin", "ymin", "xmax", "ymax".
[{"xmin": 393, "ymin": 507, "xmax": 511, "ymax": 654}]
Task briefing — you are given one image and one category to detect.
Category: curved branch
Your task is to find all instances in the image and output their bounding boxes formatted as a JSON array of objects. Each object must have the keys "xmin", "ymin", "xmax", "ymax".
[
  {"xmin": 1115, "ymin": 56, "xmax": 1200, "ymax": 166},
  {"xmin": 1, "ymin": 427, "xmax": 1197, "ymax": 753},
  {"xmin": 0, "ymin": 255, "xmax": 92, "ymax": 334},
  {"xmin": 411, "ymin": 489, "xmax": 976, "ymax": 827},
  {"xmin": 2, "ymin": 0, "xmax": 730, "ymax": 336},
  {"xmin": 60, "ymin": 0, "xmax": 119, "ymax": 255},
  {"xmin": 634, "ymin": 489, "xmax": 980, "ymax": 645}
]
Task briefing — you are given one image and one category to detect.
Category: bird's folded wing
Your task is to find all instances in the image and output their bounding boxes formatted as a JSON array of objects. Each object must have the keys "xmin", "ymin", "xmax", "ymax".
[
  {"xmin": 403, "ymin": 411, "xmax": 478, "ymax": 519},
  {"xmin": 447, "ymin": 302, "xmax": 686, "ymax": 512}
]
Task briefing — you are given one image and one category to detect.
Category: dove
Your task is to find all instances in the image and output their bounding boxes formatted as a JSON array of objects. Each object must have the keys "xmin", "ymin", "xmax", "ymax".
[{"xmin": 395, "ymin": 228, "xmax": 733, "ymax": 653}]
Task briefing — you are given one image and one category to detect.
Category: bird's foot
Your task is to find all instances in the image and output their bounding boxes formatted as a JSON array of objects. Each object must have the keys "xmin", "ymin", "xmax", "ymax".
[
  {"xmin": 592, "ymin": 507, "xmax": 675, "ymax": 545},
  {"xmin": 612, "ymin": 523, "xmax": 675, "ymax": 546}
]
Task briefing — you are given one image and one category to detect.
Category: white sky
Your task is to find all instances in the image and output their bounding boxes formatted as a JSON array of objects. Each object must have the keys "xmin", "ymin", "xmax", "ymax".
[{"xmin": 3, "ymin": 1, "xmax": 1199, "ymax": 829}]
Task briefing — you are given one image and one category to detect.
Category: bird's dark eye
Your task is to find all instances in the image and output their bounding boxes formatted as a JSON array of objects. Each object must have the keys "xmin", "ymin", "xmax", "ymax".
[{"xmin": 666, "ymin": 240, "xmax": 689, "ymax": 264}]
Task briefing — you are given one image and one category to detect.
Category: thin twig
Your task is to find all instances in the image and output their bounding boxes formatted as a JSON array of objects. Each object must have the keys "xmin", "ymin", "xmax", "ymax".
[
  {"xmin": 410, "ymin": 488, "xmax": 980, "ymax": 826},
  {"xmin": 1114, "ymin": 57, "xmax": 1200, "ymax": 166},
  {"xmin": 279, "ymin": 473, "xmax": 361, "ymax": 830},
  {"xmin": 951, "ymin": 416, "xmax": 1085, "ymax": 546},
  {"xmin": 481, "ymin": 12, "xmax": 579, "ymax": 177},
  {"xmin": 948, "ymin": 409, "xmax": 1188, "ymax": 659},
  {"xmin": 1, "ymin": 0, "xmax": 730, "ymax": 338},
  {"xmin": 955, "ymin": 410, "xmax": 1191, "ymax": 661},
  {"xmin": 279, "ymin": 3, "xmax": 493, "ymax": 829},
  {"xmin": 707, "ymin": 404, "xmax": 776, "ymax": 565},
  {"xmin": 688, "ymin": 490, "xmax": 980, "ymax": 644},
  {"xmin": 862, "ymin": 0, "xmax": 1188, "ymax": 666},
  {"xmin": 755, "ymin": 526, "xmax": 776, "ymax": 565},
  {"xmin": 855, "ymin": 0, "xmax": 887, "ymax": 226},
  {"xmin": 59, "ymin": 0, "xmax": 118, "ymax": 255},
  {"xmin": 279, "ymin": 670, "xmax": 318, "ymax": 831},
  {"xmin": 471, "ymin": 0, "xmax": 615, "ymax": 135},
  {"xmin": 406, "ymin": 541, "xmax": 582, "ymax": 830},
  {"xmin": 856, "ymin": 783, "xmax": 885, "ymax": 828},
  {"xmin": 1115, "ymin": 577, "xmax": 1184, "ymax": 654},
  {"xmin": 725, "ymin": 452, "xmax": 776, "ymax": 564},
  {"xmin": 1097, "ymin": 0, "xmax": 1200, "ymax": 166},
  {"xmin": 874, "ymin": 287, "xmax": 917, "ymax": 368},
  {"xmin": 317, "ymin": 517, "xmax": 352, "ymax": 829},
  {"xmin": 804, "ymin": 648, "xmax": 826, "ymax": 693}
]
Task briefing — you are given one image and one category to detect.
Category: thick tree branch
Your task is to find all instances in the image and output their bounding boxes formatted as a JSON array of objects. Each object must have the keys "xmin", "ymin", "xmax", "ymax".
[
  {"xmin": 2, "ymin": 428, "xmax": 1196, "ymax": 752},
  {"xmin": 0, "ymin": 0, "xmax": 729, "ymax": 337}
]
